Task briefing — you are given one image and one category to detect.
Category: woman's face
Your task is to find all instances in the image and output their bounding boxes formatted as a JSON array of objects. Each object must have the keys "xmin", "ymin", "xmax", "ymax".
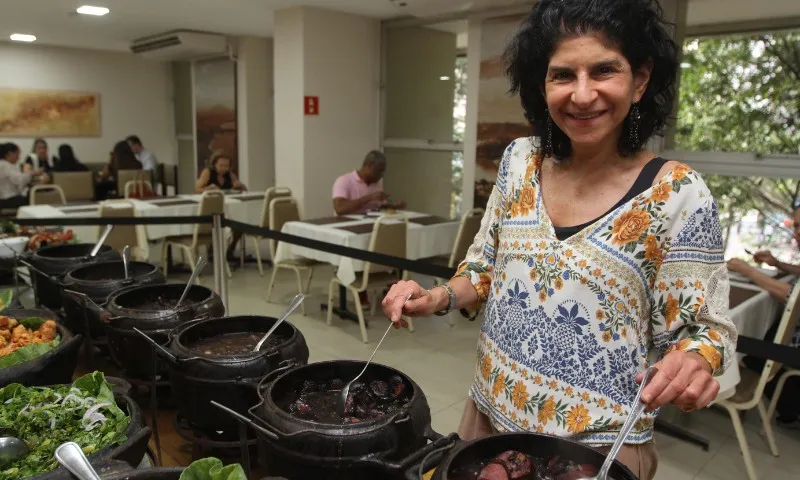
[
  {"xmin": 214, "ymin": 157, "xmax": 231, "ymax": 175},
  {"xmin": 544, "ymin": 34, "xmax": 651, "ymax": 152},
  {"xmin": 35, "ymin": 142, "xmax": 48, "ymax": 159}
]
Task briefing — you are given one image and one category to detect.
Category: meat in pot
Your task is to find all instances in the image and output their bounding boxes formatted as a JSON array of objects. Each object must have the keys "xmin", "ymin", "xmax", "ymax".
[{"xmin": 454, "ymin": 451, "xmax": 599, "ymax": 480}]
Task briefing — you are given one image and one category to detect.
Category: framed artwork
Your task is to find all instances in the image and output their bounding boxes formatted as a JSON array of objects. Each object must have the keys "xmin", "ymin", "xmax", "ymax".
[{"xmin": 0, "ymin": 88, "xmax": 101, "ymax": 136}]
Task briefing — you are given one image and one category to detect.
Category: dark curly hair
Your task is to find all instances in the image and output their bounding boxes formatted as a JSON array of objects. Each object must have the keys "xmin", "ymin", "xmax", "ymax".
[{"xmin": 505, "ymin": 0, "xmax": 679, "ymax": 159}]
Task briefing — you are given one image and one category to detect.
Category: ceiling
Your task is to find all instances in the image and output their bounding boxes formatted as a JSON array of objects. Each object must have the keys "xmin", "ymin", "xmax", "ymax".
[{"xmin": 1, "ymin": 0, "xmax": 798, "ymax": 53}]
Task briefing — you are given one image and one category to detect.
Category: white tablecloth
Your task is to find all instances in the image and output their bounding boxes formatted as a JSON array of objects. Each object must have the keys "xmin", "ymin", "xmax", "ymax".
[{"xmin": 274, "ymin": 212, "xmax": 460, "ymax": 285}]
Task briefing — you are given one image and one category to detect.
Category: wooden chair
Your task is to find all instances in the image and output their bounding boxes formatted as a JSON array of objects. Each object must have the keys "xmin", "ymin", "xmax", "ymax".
[
  {"xmin": 326, "ymin": 215, "xmax": 411, "ymax": 343},
  {"xmin": 241, "ymin": 186, "xmax": 292, "ymax": 275},
  {"xmin": 265, "ymin": 197, "xmax": 323, "ymax": 315},
  {"xmin": 29, "ymin": 184, "xmax": 66, "ymax": 205},
  {"xmin": 716, "ymin": 282, "xmax": 800, "ymax": 480},
  {"xmin": 116, "ymin": 170, "xmax": 152, "ymax": 197},
  {"xmin": 52, "ymin": 171, "xmax": 94, "ymax": 202},
  {"xmin": 98, "ymin": 200, "xmax": 144, "ymax": 259},
  {"xmin": 161, "ymin": 191, "xmax": 232, "ymax": 280}
]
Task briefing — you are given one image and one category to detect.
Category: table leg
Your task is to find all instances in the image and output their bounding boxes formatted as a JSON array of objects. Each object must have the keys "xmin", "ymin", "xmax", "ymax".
[{"xmin": 320, "ymin": 285, "xmax": 360, "ymax": 323}]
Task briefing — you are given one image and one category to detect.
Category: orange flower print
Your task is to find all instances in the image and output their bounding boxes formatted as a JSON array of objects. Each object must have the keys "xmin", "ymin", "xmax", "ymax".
[
  {"xmin": 548, "ymin": 380, "xmax": 558, "ymax": 390},
  {"xmin": 675, "ymin": 279, "xmax": 685, "ymax": 289},
  {"xmin": 522, "ymin": 419, "xmax": 530, "ymax": 429},
  {"xmin": 698, "ymin": 344, "xmax": 722, "ymax": 371},
  {"xmin": 629, "ymin": 299, "xmax": 638, "ymax": 308},
  {"xmin": 481, "ymin": 355, "xmax": 492, "ymax": 381},
  {"xmin": 519, "ymin": 185, "xmax": 536, "ymax": 214},
  {"xmin": 476, "ymin": 273, "xmax": 492, "ymax": 300},
  {"xmin": 566, "ymin": 404, "xmax": 592, "ymax": 433},
  {"xmin": 602, "ymin": 331, "xmax": 612, "ymax": 342},
  {"xmin": 546, "ymin": 254, "xmax": 556, "ymax": 265},
  {"xmin": 670, "ymin": 338, "xmax": 693, "ymax": 354},
  {"xmin": 501, "ymin": 404, "xmax": 508, "ymax": 414},
  {"xmin": 529, "ymin": 269, "xmax": 538, "ymax": 281},
  {"xmin": 581, "ymin": 392, "xmax": 590, "ymax": 402},
  {"xmin": 520, "ymin": 369, "xmax": 528, "ymax": 377},
  {"xmin": 511, "ymin": 202, "xmax": 522, "ymax": 218},
  {"xmin": 607, "ymin": 278, "xmax": 617, "ymax": 287},
  {"xmin": 537, "ymin": 253, "xmax": 545, "ymax": 262},
  {"xmin": 665, "ymin": 293, "xmax": 680, "ymax": 329},
  {"xmin": 554, "ymin": 277, "xmax": 564, "ymax": 290},
  {"xmin": 538, "ymin": 290, "xmax": 548, "ymax": 302},
  {"xmin": 597, "ymin": 398, "xmax": 607, "ymax": 408},
  {"xmin": 694, "ymin": 280, "xmax": 703, "ymax": 290},
  {"xmin": 657, "ymin": 282, "xmax": 667, "ymax": 291},
  {"xmin": 511, "ymin": 362, "xmax": 518, "ymax": 372},
  {"xmin": 592, "ymin": 268, "xmax": 602, "ymax": 277},
  {"xmin": 524, "ymin": 159, "xmax": 537, "ymax": 181},
  {"xmin": 565, "ymin": 387, "xmax": 574, "ymax": 396},
  {"xmin": 513, "ymin": 241, "xmax": 520, "ymax": 249},
  {"xmin": 708, "ymin": 330, "xmax": 721, "ymax": 342},
  {"xmin": 533, "ymin": 375, "xmax": 543, "ymax": 385},
  {"xmin": 596, "ymin": 310, "xmax": 604, "ymax": 320},
  {"xmin": 644, "ymin": 235, "xmax": 661, "ymax": 261},
  {"xmin": 578, "ymin": 260, "xmax": 588, "ymax": 268},
  {"xmin": 557, "ymin": 259, "xmax": 566, "ymax": 268},
  {"xmin": 538, "ymin": 241, "xmax": 548, "ymax": 249},
  {"xmin": 492, "ymin": 372, "xmax": 506, "ymax": 398},
  {"xmin": 512, "ymin": 381, "xmax": 529, "ymax": 410},
  {"xmin": 621, "ymin": 326, "xmax": 628, "ymax": 338},
  {"xmin": 580, "ymin": 277, "xmax": 588, "ymax": 285},
  {"xmin": 524, "ymin": 241, "xmax": 532, "ymax": 249},
  {"xmin": 455, "ymin": 264, "xmax": 468, "ymax": 276},
  {"xmin": 610, "ymin": 209, "xmax": 651, "ymax": 245},
  {"xmin": 649, "ymin": 183, "xmax": 672, "ymax": 203},
  {"xmin": 613, "ymin": 404, "xmax": 623, "ymax": 414},
  {"xmin": 565, "ymin": 249, "xmax": 574, "ymax": 258},
  {"xmin": 538, "ymin": 396, "xmax": 557, "ymax": 424},
  {"xmin": 672, "ymin": 164, "xmax": 690, "ymax": 181},
  {"xmin": 536, "ymin": 425, "xmax": 545, "ymax": 433}
]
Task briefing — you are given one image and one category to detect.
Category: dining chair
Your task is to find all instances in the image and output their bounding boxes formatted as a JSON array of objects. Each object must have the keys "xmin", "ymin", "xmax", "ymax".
[
  {"xmin": 29, "ymin": 184, "xmax": 67, "ymax": 205},
  {"xmin": 116, "ymin": 170, "xmax": 152, "ymax": 197},
  {"xmin": 241, "ymin": 186, "xmax": 292, "ymax": 275},
  {"xmin": 52, "ymin": 171, "xmax": 94, "ymax": 202},
  {"xmin": 98, "ymin": 200, "xmax": 144, "ymax": 259}
]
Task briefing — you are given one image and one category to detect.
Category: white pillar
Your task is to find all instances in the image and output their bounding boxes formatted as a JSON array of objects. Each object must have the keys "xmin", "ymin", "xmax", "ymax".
[{"xmin": 273, "ymin": 7, "xmax": 381, "ymax": 218}]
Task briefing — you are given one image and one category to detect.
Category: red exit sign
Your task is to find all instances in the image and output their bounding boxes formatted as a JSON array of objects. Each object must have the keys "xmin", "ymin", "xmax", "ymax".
[{"xmin": 304, "ymin": 96, "xmax": 319, "ymax": 115}]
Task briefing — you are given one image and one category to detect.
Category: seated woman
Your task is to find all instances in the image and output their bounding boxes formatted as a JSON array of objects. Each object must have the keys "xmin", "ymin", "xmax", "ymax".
[
  {"xmin": 0, "ymin": 143, "xmax": 44, "ymax": 209},
  {"xmin": 195, "ymin": 153, "xmax": 246, "ymax": 193},
  {"xmin": 728, "ymin": 206, "xmax": 800, "ymax": 428},
  {"xmin": 195, "ymin": 153, "xmax": 246, "ymax": 260},
  {"xmin": 23, "ymin": 138, "xmax": 55, "ymax": 184},
  {"xmin": 54, "ymin": 144, "xmax": 89, "ymax": 172},
  {"xmin": 96, "ymin": 140, "xmax": 142, "ymax": 200}
]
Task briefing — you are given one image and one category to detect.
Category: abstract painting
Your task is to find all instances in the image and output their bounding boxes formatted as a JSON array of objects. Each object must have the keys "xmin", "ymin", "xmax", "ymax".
[
  {"xmin": 0, "ymin": 88, "xmax": 101, "ymax": 136},
  {"xmin": 194, "ymin": 58, "xmax": 238, "ymax": 174}
]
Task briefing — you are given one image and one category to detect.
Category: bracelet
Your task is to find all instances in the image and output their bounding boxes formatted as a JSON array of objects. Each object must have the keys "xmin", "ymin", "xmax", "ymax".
[{"xmin": 431, "ymin": 284, "xmax": 456, "ymax": 316}]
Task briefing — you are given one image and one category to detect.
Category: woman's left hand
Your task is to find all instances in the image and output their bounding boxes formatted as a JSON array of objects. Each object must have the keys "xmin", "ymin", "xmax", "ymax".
[{"xmin": 638, "ymin": 350, "xmax": 719, "ymax": 412}]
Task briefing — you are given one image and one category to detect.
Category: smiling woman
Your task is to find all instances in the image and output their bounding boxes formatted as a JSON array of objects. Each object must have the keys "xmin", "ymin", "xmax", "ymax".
[{"xmin": 381, "ymin": 1, "xmax": 737, "ymax": 479}]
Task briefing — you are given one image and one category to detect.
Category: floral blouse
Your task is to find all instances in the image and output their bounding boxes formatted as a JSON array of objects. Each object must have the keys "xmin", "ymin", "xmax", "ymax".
[{"xmin": 455, "ymin": 137, "xmax": 737, "ymax": 446}]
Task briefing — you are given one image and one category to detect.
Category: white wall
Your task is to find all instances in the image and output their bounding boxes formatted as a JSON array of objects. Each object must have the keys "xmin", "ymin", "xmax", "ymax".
[
  {"xmin": 0, "ymin": 42, "xmax": 174, "ymax": 166},
  {"xmin": 236, "ymin": 36, "xmax": 275, "ymax": 192}
]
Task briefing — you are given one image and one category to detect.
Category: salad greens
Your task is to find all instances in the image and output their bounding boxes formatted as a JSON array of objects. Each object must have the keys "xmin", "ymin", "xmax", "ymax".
[
  {"xmin": 0, "ymin": 317, "xmax": 61, "ymax": 369},
  {"xmin": 0, "ymin": 372, "xmax": 130, "ymax": 479},
  {"xmin": 0, "ymin": 289, "xmax": 12, "ymax": 313},
  {"xmin": 179, "ymin": 457, "xmax": 247, "ymax": 480}
]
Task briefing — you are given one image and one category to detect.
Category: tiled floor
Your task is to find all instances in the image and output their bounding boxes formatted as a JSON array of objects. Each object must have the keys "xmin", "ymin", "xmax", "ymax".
[{"xmin": 43, "ymin": 262, "xmax": 799, "ymax": 479}]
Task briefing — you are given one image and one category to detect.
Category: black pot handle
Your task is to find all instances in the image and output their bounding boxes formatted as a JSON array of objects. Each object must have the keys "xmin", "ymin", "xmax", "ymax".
[
  {"xmin": 357, "ymin": 432, "xmax": 459, "ymax": 478},
  {"xmin": 255, "ymin": 361, "xmax": 297, "ymax": 399}
]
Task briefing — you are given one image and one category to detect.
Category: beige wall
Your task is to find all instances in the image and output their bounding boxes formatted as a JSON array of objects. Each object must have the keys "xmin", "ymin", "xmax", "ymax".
[
  {"xmin": 383, "ymin": 26, "xmax": 456, "ymax": 218},
  {"xmin": 0, "ymin": 42, "xmax": 174, "ymax": 166}
]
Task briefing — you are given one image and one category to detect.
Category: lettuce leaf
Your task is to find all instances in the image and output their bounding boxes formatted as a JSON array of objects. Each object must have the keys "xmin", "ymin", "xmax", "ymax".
[
  {"xmin": 0, "ymin": 289, "xmax": 13, "ymax": 312},
  {"xmin": 179, "ymin": 458, "xmax": 247, "ymax": 480}
]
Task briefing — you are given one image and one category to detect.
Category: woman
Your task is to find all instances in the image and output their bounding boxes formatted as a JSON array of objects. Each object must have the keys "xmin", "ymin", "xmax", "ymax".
[
  {"xmin": 54, "ymin": 144, "xmax": 88, "ymax": 172},
  {"xmin": 382, "ymin": 1, "xmax": 735, "ymax": 478},
  {"xmin": 0, "ymin": 143, "xmax": 44, "ymax": 209},
  {"xmin": 195, "ymin": 153, "xmax": 246, "ymax": 193},
  {"xmin": 24, "ymin": 138, "xmax": 55, "ymax": 183},
  {"xmin": 96, "ymin": 141, "xmax": 142, "ymax": 200},
  {"xmin": 728, "ymin": 206, "xmax": 800, "ymax": 428}
]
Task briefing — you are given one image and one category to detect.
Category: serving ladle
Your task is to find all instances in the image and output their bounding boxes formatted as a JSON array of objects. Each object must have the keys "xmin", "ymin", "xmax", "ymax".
[
  {"xmin": 0, "ymin": 432, "xmax": 28, "ymax": 467},
  {"xmin": 582, "ymin": 366, "xmax": 658, "ymax": 480},
  {"xmin": 175, "ymin": 256, "xmax": 206, "ymax": 309},
  {"xmin": 336, "ymin": 293, "xmax": 413, "ymax": 417},
  {"xmin": 54, "ymin": 441, "xmax": 101, "ymax": 480},
  {"xmin": 90, "ymin": 225, "xmax": 114, "ymax": 257},
  {"xmin": 122, "ymin": 245, "xmax": 130, "ymax": 279},
  {"xmin": 253, "ymin": 294, "xmax": 304, "ymax": 352}
]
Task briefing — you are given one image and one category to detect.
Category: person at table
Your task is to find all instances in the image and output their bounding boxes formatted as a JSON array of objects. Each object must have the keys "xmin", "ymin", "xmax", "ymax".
[
  {"xmin": 0, "ymin": 143, "xmax": 44, "ymax": 209},
  {"xmin": 332, "ymin": 150, "xmax": 405, "ymax": 215},
  {"xmin": 96, "ymin": 140, "xmax": 142, "ymax": 200},
  {"xmin": 53, "ymin": 144, "xmax": 89, "ymax": 172},
  {"xmin": 382, "ymin": 1, "xmax": 736, "ymax": 478},
  {"xmin": 126, "ymin": 135, "xmax": 158, "ymax": 172},
  {"xmin": 727, "ymin": 207, "xmax": 800, "ymax": 428},
  {"xmin": 22, "ymin": 138, "xmax": 54, "ymax": 184},
  {"xmin": 195, "ymin": 153, "xmax": 246, "ymax": 193}
]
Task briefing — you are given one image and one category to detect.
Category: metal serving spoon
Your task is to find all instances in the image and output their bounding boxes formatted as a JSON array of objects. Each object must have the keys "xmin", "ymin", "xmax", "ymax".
[
  {"xmin": 253, "ymin": 294, "xmax": 304, "ymax": 352},
  {"xmin": 336, "ymin": 293, "xmax": 413, "ymax": 417},
  {"xmin": 54, "ymin": 442, "xmax": 101, "ymax": 480},
  {"xmin": 583, "ymin": 366, "xmax": 658, "ymax": 480},
  {"xmin": 90, "ymin": 225, "xmax": 114, "ymax": 257},
  {"xmin": 122, "ymin": 245, "xmax": 130, "ymax": 279},
  {"xmin": 175, "ymin": 256, "xmax": 207, "ymax": 309},
  {"xmin": 0, "ymin": 435, "xmax": 28, "ymax": 467}
]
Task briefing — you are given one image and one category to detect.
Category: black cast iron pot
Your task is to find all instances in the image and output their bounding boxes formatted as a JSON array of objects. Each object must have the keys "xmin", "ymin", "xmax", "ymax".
[
  {"xmin": 24, "ymin": 243, "xmax": 119, "ymax": 310},
  {"xmin": 148, "ymin": 315, "xmax": 310, "ymax": 439},
  {"xmin": 415, "ymin": 432, "xmax": 637, "ymax": 480},
  {"xmin": 0, "ymin": 308, "xmax": 82, "ymax": 388},
  {"xmin": 98, "ymin": 283, "xmax": 224, "ymax": 379},
  {"xmin": 247, "ymin": 360, "xmax": 443, "ymax": 480},
  {"xmin": 29, "ymin": 392, "xmax": 152, "ymax": 480},
  {"xmin": 60, "ymin": 260, "xmax": 165, "ymax": 337}
]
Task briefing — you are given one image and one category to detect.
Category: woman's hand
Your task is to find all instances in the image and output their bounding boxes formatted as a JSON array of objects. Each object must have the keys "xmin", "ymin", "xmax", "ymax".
[
  {"xmin": 382, "ymin": 280, "xmax": 446, "ymax": 327},
  {"xmin": 753, "ymin": 250, "xmax": 778, "ymax": 267},
  {"xmin": 727, "ymin": 258, "xmax": 754, "ymax": 275},
  {"xmin": 638, "ymin": 350, "xmax": 719, "ymax": 412}
]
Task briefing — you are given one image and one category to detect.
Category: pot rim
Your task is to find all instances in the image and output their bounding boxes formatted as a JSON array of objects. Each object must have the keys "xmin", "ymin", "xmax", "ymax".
[
  {"xmin": 106, "ymin": 282, "xmax": 212, "ymax": 318},
  {"xmin": 64, "ymin": 260, "xmax": 159, "ymax": 285},
  {"xmin": 32, "ymin": 242, "xmax": 115, "ymax": 260}
]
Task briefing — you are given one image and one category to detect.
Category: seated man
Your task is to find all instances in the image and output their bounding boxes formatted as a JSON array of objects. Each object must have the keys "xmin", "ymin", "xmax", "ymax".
[{"xmin": 332, "ymin": 151, "xmax": 405, "ymax": 215}]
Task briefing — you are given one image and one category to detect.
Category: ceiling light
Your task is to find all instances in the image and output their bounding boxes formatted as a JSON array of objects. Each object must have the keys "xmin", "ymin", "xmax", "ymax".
[
  {"xmin": 440, "ymin": 76, "xmax": 451, "ymax": 81},
  {"xmin": 10, "ymin": 33, "xmax": 36, "ymax": 42},
  {"xmin": 77, "ymin": 5, "xmax": 110, "ymax": 16}
]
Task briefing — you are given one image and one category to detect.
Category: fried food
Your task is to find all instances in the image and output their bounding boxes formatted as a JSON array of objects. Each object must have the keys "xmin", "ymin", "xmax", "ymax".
[{"xmin": 0, "ymin": 318, "xmax": 59, "ymax": 357}]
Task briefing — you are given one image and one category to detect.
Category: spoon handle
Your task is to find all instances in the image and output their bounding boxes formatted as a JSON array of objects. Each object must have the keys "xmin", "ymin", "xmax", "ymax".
[
  {"xmin": 55, "ymin": 442, "xmax": 101, "ymax": 480},
  {"xmin": 176, "ymin": 256, "xmax": 206, "ymax": 307},
  {"xmin": 122, "ymin": 245, "xmax": 130, "ymax": 279},
  {"xmin": 254, "ymin": 294, "xmax": 304, "ymax": 352},
  {"xmin": 90, "ymin": 225, "xmax": 114, "ymax": 257},
  {"xmin": 596, "ymin": 366, "xmax": 657, "ymax": 480}
]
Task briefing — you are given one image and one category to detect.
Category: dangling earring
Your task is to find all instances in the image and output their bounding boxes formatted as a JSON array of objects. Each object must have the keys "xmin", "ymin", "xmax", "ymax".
[
  {"xmin": 544, "ymin": 109, "xmax": 553, "ymax": 157},
  {"xmin": 629, "ymin": 103, "xmax": 641, "ymax": 148}
]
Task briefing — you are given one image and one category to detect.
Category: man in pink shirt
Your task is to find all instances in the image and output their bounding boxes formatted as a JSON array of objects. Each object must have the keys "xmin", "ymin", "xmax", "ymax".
[{"xmin": 332, "ymin": 151, "xmax": 405, "ymax": 215}]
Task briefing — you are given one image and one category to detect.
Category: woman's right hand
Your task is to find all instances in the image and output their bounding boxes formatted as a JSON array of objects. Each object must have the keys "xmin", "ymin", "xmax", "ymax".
[
  {"xmin": 753, "ymin": 250, "xmax": 778, "ymax": 267},
  {"xmin": 382, "ymin": 280, "xmax": 445, "ymax": 326}
]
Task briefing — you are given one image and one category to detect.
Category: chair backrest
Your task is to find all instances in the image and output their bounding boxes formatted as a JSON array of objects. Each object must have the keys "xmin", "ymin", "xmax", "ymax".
[
  {"xmin": 269, "ymin": 197, "xmax": 301, "ymax": 259},
  {"xmin": 124, "ymin": 180, "xmax": 154, "ymax": 198},
  {"xmin": 52, "ymin": 171, "xmax": 94, "ymax": 202},
  {"xmin": 194, "ymin": 190, "xmax": 225, "ymax": 241},
  {"xmin": 261, "ymin": 186, "xmax": 292, "ymax": 228},
  {"xmin": 449, "ymin": 208, "xmax": 485, "ymax": 268},
  {"xmin": 99, "ymin": 200, "xmax": 137, "ymax": 254},
  {"xmin": 30, "ymin": 184, "xmax": 66, "ymax": 205},
  {"xmin": 360, "ymin": 215, "xmax": 408, "ymax": 289},
  {"xmin": 116, "ymin": 170, "xmax": 152, "ymax": 196},
  {"xmin": 158, "ymin": 164, "xmax": 179, "ymax": 196}
]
